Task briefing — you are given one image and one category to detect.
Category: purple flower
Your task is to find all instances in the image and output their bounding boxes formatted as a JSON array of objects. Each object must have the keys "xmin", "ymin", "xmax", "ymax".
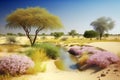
[{"xmin": 0, "ymin": 54, "xmax": 34, "ymax": 75}]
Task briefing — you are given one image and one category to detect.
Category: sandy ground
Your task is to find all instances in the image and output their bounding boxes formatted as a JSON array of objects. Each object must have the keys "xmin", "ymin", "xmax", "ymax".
[
  {"xmin": 88, "ymin": 42, "xmax": 120, "ymax": 54},
  {"xmin": 1, "ymin": 41, "xmax": 120, "ymax": 80},
  {"xmin": 13, "ymin": 60, "xmax": 120, "ymax": 80},
  {"xmin": 25, "ymin": 42, "xmax": 120, "ymax": 80}
]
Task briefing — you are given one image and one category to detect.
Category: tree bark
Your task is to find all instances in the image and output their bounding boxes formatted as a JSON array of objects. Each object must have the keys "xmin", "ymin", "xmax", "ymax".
[
  {"xmin": 100, "ymin": 33, "xmax": 103, "ymax": 40},
  {"xmin": 22, "ymin": 26, "xmax": 44, "ymax": 46}
]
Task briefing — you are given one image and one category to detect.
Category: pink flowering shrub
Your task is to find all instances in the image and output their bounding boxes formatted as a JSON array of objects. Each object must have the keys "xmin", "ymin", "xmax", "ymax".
[
  {"xmin": 68, "ymin": 46, "xmax": 97, "ymax": 56},
  {"xmin": 87, "ymin": 51, "xmax": 120, "ymax": 68},
  {"xmin": 0, "ymin": 54, "xmax": 34, "ymax": 75},
  {"xmin": 68, "ymin": 46, "xmax": 82, "ymax": 55},
  {"xmin": 69, "ymin": 46, "xmax": 120, "ymax": 68}
]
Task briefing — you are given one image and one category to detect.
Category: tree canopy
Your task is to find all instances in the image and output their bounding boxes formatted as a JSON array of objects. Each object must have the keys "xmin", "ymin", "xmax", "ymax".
[
  {"xmin": 51, "ymin": 32, "xmax": 64, "ymax": 39},
  {"xmin": 68, "ymin": 30, "xmax": 79, "ymax": 37},
  {"xmin": 90, "ymin": 17, "xmax": 114, "ymax": 40},
  {"xmin": 83, "ymin": 30, "xmax": 98, "ymax": 40},
  {"xmin": 6, "ymin": 7, "xmax": 63, "ymax": 46}
]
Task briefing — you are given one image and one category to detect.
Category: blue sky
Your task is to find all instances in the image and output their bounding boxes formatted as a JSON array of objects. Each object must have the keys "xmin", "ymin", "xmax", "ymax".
[{"xmin": 0, "ymin": 0, "xmax": 120, "ymax": 34}]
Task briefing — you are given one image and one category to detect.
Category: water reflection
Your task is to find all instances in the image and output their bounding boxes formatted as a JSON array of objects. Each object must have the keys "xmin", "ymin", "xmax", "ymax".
[{"xmin": 59, "ymin": 48, "xmax": 78, "ymax": 70}]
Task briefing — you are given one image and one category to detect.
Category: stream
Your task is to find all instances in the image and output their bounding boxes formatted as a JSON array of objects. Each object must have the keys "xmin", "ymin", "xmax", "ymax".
[{"xmin": 59, "ymin": 48, "xmax": 78, "ymax": 70}]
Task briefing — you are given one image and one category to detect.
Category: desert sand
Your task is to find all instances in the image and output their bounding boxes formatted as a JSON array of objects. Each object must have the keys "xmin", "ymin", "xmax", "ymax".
[
  {"xmin": 0, "ymin": 41, "xmax": 119, "ymax": 80},
  {"xmin": 13, "ymin": 60, "xmax": 120, "ymax": 80},
  {"xmin": 11, "ymin": 42, "xmax": 120, "ymax": 80},
  {"xmin": 88, "ymin": 42, "xmax": 120, "ymax": 54}
]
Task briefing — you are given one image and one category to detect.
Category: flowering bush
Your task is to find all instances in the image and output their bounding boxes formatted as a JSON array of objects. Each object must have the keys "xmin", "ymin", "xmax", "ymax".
[
  {"xmin": 87, "ymin": 51, "xmax": 120, "ymax": 68},
  {"xmin": 69, "ymin": 45, "xmax": 120, "ymax": 68},
  {"xmin": 68, "ymin": 46, "xmax": 97, "ymax": 55},
  {"xmin": 68, "ymin": 46, "xmax": 82, "ymax": 55},
  {"xmin": 0, "ymin": 54, "xmax": 34, "ymax": 75}
]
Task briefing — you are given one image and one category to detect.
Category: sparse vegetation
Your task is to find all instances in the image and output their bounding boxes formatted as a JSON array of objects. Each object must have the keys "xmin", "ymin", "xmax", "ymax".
[
  {"xmin": 54, "ymin": 59, "xmax": 65, "ymax": 70},
  {"xmin": 33, "ymin": 43, "xmax": 60, "ymax": 59}
]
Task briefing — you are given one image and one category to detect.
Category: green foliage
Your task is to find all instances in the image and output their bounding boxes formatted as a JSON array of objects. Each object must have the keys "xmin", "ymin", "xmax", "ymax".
[
  {"xmin": 33, "ymin": 43, "xmax": 60, "ymax": 59},
  {"xmin": 68, "ymin": 30, "xmax": 79, "ymax": 37},
  {"xmin": 51, "ymin": 32, "xmax": 64, "ymax": 39},
  {"xmin": 6, "ymin": 7, "xmax": 63, "ymax": 46},
  {"xmin": 54, "ymin": 59, "xmax": 65, "ymax": 70},
  {"xmin": 6, "ymin": 33, "xmax": 16, "ymax": 36},
  {"xmin": 103, "ymin": 33, "xmax": 109, "ymax": 37},
  {"xmin": 27, "ymin": 48, "xmax": 48, "ymax": 62},
  {"xmin": 83, "ymin": 30, "xmax": 98, "ymax": 39},
  {"xmin": 91, "ymin": 17, "xmax": 114, "ymax": 40},
  {"xmin": 17, "ymin": 33, "xmax": 25, "ymax": 36}
]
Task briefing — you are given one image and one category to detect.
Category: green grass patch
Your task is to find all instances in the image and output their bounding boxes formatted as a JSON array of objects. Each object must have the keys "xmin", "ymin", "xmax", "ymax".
[{"xmin": 33, "ymin": 43, "xmax": 60, "ymax": 59}]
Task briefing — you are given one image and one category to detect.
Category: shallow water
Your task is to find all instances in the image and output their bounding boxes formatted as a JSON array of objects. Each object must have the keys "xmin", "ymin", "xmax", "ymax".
[{"xmin": 59, "ymin": 48, "xmax": 78, "ymax": 70}]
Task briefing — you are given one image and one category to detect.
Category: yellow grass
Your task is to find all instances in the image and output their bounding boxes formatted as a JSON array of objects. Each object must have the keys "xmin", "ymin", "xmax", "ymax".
[{"xmin": 54, "ymin": 59, "xmax": 65, "ymax": 70}]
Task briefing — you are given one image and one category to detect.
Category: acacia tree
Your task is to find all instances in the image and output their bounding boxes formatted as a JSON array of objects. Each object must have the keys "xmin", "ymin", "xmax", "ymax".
[
  {"xmin": 90, "ymin": 17, "xmax": 114, "ymax": 40},
  {"xmin": 6, "ymin": 7, "xmax": 63, "ymax": 46}
]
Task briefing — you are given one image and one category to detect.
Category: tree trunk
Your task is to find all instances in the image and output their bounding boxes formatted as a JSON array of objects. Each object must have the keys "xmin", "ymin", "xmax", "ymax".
[
  {"xmin": 100, "ymin": 33, "xmax": 103, "ymax": 40},
  {"xmin": 31, "ymin": 31, "xmax": 39, "ymax": 46},
  {"xmin": 22, "ymin": 26, "xmax": 33, "ymax": 46},
  {"xmin": 22, "ymin": 26, "xmax": 44, "ymax": 46}
]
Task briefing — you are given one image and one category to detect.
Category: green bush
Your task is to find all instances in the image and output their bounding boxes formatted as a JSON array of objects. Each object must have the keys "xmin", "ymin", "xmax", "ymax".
[{"xmin": 33, "ymin": 43, "xmax": 60, "ymax": 59}]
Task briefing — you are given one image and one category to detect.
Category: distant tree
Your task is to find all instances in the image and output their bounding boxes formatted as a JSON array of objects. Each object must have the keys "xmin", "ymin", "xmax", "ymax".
[
  {"xmin": 91, "ymin": 17, "xmax": 114, "ymax": 40},
  {"xmin": 41, "ymin": 33, "xmax": 46, "ymax": 36},
  {"xmin": 83, "ymin": 30, "xmax": 98, "ymax": 40},
  {"xmin": 6, "ymin": 7, "xmax": 63, "ymax": 46},
  {"xmin": 103, "ymin": 33, "xmax": 109, "ymax": 38},
  {"xmin": 17, "ymin": 33, "xmax": 25, "ymax": 36},
  {"xmin": 51, "ymin": 32, "xmax": 64, "ymax": 39},
  {"xmin": 68, "ymin": 30, "xmax": 79, "ymax": 37},
  {"xmin": 7, "ymin": 33, "xmax": 16, "ymax": 36}
]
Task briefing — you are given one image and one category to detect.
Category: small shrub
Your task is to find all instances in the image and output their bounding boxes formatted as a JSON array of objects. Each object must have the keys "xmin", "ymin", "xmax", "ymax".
[
  {"xmin": 6, "ymin": 36, "xmax": 17, "ymax": 44},
  {"xmin": 0, "ymin": 54, "xmax": 34, "ymax": 75},
  {"xmin": 54, "ymin": 59, "xmax": 65, "ymax": 70},
  {"xmin": 27, "ymin": 48, "xmax": 48, "ymax": 62},
  {"xmin": 78, "ymin": 54, "xmax": 89, "ymax": 66},
  {"xmin": 33, "ymin": 43, "xmax": 60, "ymax": 59},
  {"xmin": 60, "ymin": 37, "xmax": 68, "ymax": 41}
]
